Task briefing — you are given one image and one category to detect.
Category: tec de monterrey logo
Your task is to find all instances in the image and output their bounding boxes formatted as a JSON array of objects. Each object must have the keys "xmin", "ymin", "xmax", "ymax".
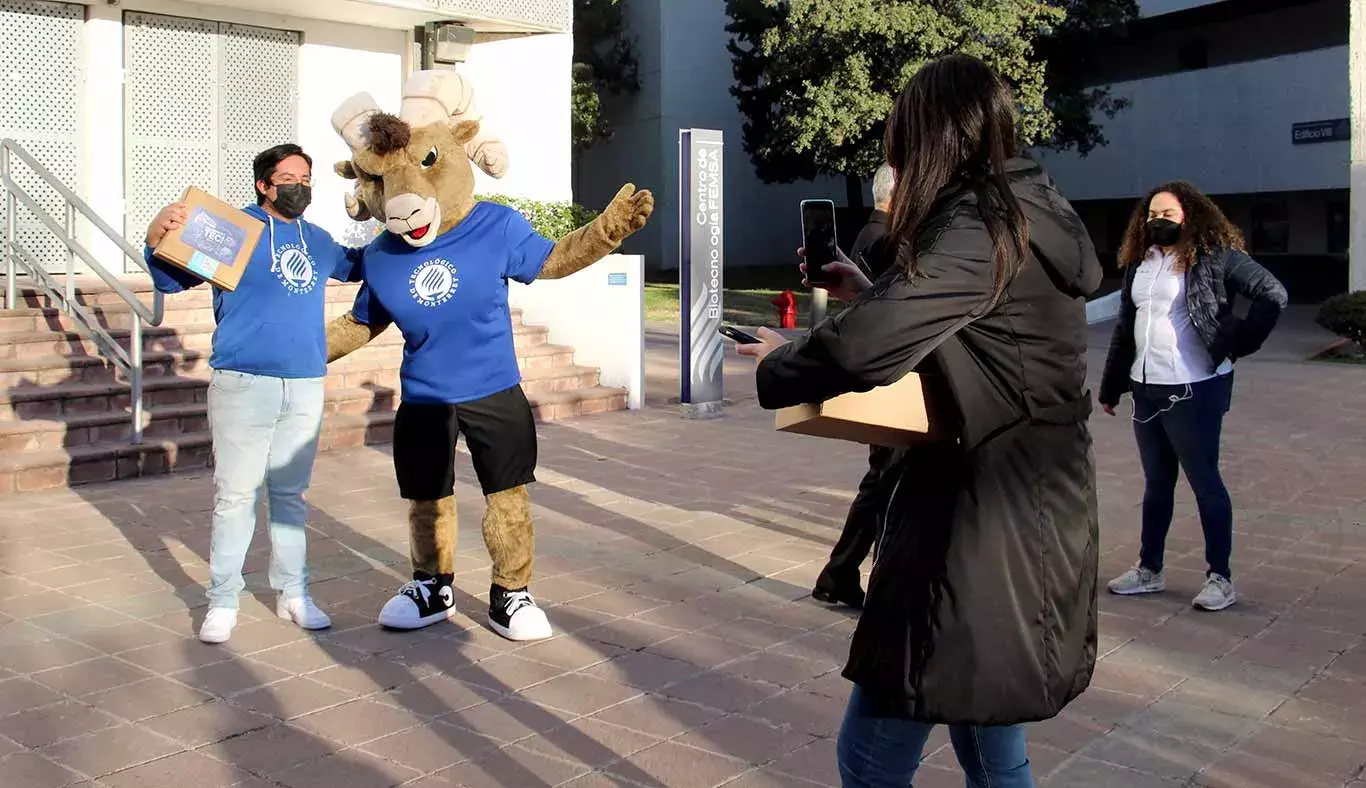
[
  {"xmin": 273, "ymin": 244, "xmax": 319, "ymax": 295},
  {"xmin": 409, "ymin": 258, "xmax": 460, "ymax": 307}
]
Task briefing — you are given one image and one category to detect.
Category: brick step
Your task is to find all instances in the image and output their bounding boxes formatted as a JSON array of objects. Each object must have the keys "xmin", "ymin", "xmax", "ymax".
[
  {"xmin": 0, "ymin": 319, "xmax": 548, "ymax": 360},
  {"xmin": 0, "ymin": 386, "xmax": 628, "ymax": 493},
  {"xmin": 0, "ymin": 301, "xmax": 525, "ymax": 333},
  {"xmin": 0, "ymin": 362, "xmax": 600, "ymax": 421},
  {"xmin": 3, "ymin": 277, "xmax": 367, "ymax": 310},
  {"xmin": 0, "ymin": 341, "xmax": 575, "ymax": 389}
]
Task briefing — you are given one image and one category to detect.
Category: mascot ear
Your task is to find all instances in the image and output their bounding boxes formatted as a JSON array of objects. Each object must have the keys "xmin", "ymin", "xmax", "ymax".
[
  {"xmin": 335, "ymin": 160, "xmax": 358, "ymax": 180},
  {"xmin": 451, "ymin": 120, "xmax": 480, "ymax": 147}
]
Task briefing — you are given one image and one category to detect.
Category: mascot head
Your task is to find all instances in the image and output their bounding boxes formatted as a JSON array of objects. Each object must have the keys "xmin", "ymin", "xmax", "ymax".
[{"xmin": 331, "ymin": 70, "xmax": 507, "ymax": 248}]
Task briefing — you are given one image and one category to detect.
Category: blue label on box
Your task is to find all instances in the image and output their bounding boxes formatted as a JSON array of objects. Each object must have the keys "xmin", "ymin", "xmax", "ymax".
[
  {"xmin": 185, "ymin": 251, "xmax": 221, "ymax": 280},
  {"xmin": 182, "ymin": 207, "xmax": 246, "ymax": 266},
  {"xmin": 607, "ymin": 272, "xmax": 628, "ymax": 286}
]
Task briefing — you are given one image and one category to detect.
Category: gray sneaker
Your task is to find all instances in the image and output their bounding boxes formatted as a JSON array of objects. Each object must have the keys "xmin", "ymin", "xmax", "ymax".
[
  {"xmin": 1106, "ymin": 565, "xmax": 1166, "ymax": 596},
  {"xmin": 1193, "ymin": 574, "xmax": 1237, "ymax": 611}
]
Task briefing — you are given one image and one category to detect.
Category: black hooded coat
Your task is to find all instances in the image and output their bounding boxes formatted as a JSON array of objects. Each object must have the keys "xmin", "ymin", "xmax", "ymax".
[{"xmin": 757, "ymin": 158, "xmax": 1103, "ymax": 724}]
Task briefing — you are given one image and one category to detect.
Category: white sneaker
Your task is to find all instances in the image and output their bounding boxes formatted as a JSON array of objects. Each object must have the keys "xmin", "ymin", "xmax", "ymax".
[
  {"xmin": 1193, "ymin": 574, "xmax": 1237, "ymax": 611},
  {"xmin": 277, "ymin": 595, "xmax": 332, "ymax": 630},
  {"xmin": 1106, "ymin": 565, "xmax": 1166, "ymax": 596},
  {"xmin": 199, "ymin": 607, "xmax": 239, "ymax": 644}
]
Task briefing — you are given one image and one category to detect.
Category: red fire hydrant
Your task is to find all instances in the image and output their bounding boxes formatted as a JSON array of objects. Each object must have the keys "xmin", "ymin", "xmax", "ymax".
[{"xmin": 771, "ymin": 289, "xmax": 797, "ymax": 329}]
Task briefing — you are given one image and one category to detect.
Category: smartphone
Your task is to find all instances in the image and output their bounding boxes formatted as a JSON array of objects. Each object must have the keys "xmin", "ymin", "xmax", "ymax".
[
  {"xmin": 718, "ymin": 325, "xmax": 761, "ymax": 345},
  {"xmin": 801, "ymin": 199, "xmax": 839, "ymax": 286}
]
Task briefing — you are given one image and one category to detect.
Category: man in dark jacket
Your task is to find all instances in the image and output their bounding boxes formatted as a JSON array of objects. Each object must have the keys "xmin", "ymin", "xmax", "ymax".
[{"xmin": 812, "ymin": 163, "xmax": 900, "ymax": 610}]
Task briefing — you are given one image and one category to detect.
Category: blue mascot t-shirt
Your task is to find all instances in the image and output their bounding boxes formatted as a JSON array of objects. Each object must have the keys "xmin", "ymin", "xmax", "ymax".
[{"xmin": 351, "ymin": 201, "xmax": 557, "ymax": 404}]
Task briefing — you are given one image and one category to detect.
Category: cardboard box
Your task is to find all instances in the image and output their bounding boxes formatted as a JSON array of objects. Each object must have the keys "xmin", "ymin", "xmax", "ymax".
[
  {"xmin": 151, "ymin": 186, "xmax": 264, "ymax": 291},
  {"xmin": 775, "ymin": 372, "xmax": 934, "ymax": 446}
]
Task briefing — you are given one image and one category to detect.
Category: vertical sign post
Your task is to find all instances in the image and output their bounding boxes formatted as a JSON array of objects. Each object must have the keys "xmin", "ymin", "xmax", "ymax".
[{"xmin": 678, "ymin": 128, "xmax": 724, "ymax": 418}]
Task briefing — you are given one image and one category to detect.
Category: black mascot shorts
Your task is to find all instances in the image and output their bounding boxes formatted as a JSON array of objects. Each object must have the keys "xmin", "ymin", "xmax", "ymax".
[{"xmin": 392, "ymin": 384, "xmax": 538, "ymax": 500}]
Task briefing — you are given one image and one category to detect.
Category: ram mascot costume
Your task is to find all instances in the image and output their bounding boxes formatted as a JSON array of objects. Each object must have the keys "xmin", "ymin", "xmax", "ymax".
[{"xmin": 325, "ymin": 70, "xmax": 653, "ymax": 641}]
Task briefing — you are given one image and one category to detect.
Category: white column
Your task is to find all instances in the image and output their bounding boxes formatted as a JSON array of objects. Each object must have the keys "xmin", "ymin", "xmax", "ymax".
[
  {"xmin": 1352, "ymin": 0, "xmax": 1366, "ymax": 292},
  {"xmin": 82, "ymin": 4, "xmax": 130, "ymax": 276}
]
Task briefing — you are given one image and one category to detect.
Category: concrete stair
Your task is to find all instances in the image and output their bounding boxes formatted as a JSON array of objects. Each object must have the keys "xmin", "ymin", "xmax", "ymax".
[{"xmin": 0, "ymin": 277, "xmax": 627, "ymax": 493}]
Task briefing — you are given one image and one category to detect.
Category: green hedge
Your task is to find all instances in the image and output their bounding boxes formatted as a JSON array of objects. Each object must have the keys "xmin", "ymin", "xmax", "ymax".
[
  {"xmin": 475, "ymin": 194, "xmax": 599, "ymax": 240},
  {"xmin": 1316, "ymin": 290, "xmax": 1366, "ymax": 347}
]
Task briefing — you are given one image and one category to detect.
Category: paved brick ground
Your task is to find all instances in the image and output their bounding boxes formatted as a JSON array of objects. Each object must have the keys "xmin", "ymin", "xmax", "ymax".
[{"xmin": 1, "ymin": 311, "xmax": 1364, "ymax": 788}]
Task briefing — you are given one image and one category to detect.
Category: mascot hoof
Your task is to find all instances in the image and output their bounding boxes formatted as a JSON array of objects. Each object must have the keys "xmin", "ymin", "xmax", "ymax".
[
  {"xmin": 488, "ymin": 585, "xmax": 552, "ymax": 641},
  {"xmin": 378, "ymin": 577, "xmax": 455, "ymax": 630}
]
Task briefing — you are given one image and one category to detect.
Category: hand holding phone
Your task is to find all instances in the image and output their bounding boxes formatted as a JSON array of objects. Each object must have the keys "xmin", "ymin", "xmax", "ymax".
[
  {"xmin": 718, "ymin": 325, "xmax": 761, "ymax": 344},
  {"xmin": 801, "ymin": 199, "xmax": 839, "ymax": 286}
]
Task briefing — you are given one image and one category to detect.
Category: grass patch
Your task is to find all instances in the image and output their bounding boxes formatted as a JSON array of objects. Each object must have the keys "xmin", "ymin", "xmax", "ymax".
[
  {"xmin": 1309, "ymin": 340, "xmax": 1366, "ymax": 365},
  {"xmin": 644, "ymin": 283, "xmax": 844, "ymax": 327},
  {"xmin": 644, "ymin": 265, "xmax": 847, "ymax": 327}
]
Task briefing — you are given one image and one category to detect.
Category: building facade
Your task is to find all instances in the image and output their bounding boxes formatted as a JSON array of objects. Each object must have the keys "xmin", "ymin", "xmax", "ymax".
[
  {"xmin": 1, "ymin": 0, "xmax": 573, "ymax": 275},
  {"xmin": 1034, "ymin": 0, "xmax": 1351, "ymax": 301},
  {"xmin": 580, "ymin": 0, "xmax": 1354, "ymax": 302}
]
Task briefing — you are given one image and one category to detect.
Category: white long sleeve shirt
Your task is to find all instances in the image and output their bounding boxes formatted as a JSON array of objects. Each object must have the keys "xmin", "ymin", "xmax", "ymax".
[{"xmin": 1130, "ymin": 247, "xmax": 1233, "ymax": 386}]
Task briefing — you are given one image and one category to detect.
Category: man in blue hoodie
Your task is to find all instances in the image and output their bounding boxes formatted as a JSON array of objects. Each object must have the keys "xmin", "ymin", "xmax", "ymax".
[{"xmin": 143, "ymin": 143, "xmax": 364, "ymax": 644}]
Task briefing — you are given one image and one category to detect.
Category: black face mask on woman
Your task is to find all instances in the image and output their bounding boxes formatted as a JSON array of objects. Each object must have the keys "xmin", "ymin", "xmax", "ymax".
[
  {"xmin": 272, "ymin": 183, "xmax": 312, "ymax": 219},
  {"xmin": 1146, "ymin": 218, "xmax": 1183, "ymax": 248}
]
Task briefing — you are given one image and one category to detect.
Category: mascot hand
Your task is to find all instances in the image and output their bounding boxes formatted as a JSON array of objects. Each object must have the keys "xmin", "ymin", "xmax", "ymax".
[
  {"xmin": 600, "ymin": 184, "xmax": 654, "ymax": 244},
  {"xmin": 343, "ymin": 189, "xmax": 372, "ymax": 222}
]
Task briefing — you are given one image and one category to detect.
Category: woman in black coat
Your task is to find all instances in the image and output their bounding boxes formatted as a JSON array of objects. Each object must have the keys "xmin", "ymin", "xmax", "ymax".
[
  {"xmin": 736, "ymin": 55, "xmax": 1101, "ymax": 787},
  {"xmin": 1099, "ymin": 183, "xmax": 1287, "ymax": 611}
]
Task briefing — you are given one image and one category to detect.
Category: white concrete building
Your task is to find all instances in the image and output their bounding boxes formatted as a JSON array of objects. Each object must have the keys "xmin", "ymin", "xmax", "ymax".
[
  {"xmin": 1033, "ymin": 0, "xmax": 1350, "ymax": 302},
  {"xmin": 0, "ymin": 0, "xmax": 574, "ymax": 274}
]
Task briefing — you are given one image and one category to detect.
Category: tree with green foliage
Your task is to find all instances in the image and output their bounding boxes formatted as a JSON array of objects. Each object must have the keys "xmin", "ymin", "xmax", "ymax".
[
  {"xmin": 572, "ymin": 0, "xmax": 642, "ymax": 150},
  {"xmin": 725, "ymin": 0, "xmax": 1138, "ymax": 206}
]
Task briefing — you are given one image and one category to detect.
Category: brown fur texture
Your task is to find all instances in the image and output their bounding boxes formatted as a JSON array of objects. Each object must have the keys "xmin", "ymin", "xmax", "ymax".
[
  {"xmin": 540, "ymin": 184, "xmax": 655, "ymax": 280},
  {"xmin": 483, "ymin": 486, "xmax": 534, "ymax": 589},
  {"xmin": 343, "ymin": 119, "xmax": 481, "ymax": 238},
  {"xmin": 409, "ymin": 497, "xmax": 457, "ymax": 576},
  {"xmin": 366, "ymin": 112, "xmax": 412, "ymax": 156},
  {"xmin": 325, "ymin": 311, "xmax": 387, "ymax": 363}
]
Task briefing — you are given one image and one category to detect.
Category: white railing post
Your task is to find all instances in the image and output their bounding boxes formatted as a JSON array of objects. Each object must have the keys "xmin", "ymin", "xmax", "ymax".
[
  {"xmin": 131, "ymin": 313, "xmax": 144, "ymax": 445},
  {"xmin": 2, "ymin": 145, "xmax": 14, "ymax": 310},
  {"xmin": 64, "ymin": 202, "xmax": 76, "ymax": 308}
]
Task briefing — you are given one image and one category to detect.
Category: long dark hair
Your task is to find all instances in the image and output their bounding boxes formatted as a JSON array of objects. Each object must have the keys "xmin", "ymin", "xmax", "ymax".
[
  {"xmin": 1117, "ymin": 181, "xmax": 1244, "ymax": 273},
  {"xmin": 884, "ymin": 55, "xmax": 1028, "ymax": 308}
]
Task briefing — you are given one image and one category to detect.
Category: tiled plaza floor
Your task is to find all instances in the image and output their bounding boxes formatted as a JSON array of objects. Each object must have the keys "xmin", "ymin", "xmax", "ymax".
[{"xmin": 1, "ymin": 312, "xmax": 1364, "ymax": 788}]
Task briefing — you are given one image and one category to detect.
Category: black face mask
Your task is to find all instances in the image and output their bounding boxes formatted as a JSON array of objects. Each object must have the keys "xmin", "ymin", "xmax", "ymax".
[
  {"xmin": 272, "ymin": 183, "xmax": 312, "ymax": 219},
  {"xmin": 1146, "ymin": 218, "xmax": 1183, "ymax": 247}
]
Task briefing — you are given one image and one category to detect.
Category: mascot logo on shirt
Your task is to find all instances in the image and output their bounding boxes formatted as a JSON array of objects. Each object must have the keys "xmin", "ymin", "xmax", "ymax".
[
  {"xmin": 274, "ymin": 244, "xmax": 319, "ymax": 295},
  {"xmin": 409, "ymin": 258, "xmax": 459, "ymax": 308}
]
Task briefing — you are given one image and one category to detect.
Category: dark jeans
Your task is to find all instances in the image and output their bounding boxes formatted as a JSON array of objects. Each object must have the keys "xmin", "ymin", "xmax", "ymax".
[
  {"xmin": 837, "ymin": 685, "xmax": 1034, "ymax": 788},
  {"xmin": 816, "ymin": 444, "xmax": 896, "ymax": 591},
  {"xmin": 1132, "ymin": 373, "xmax": 1234, "ymax": 579}
]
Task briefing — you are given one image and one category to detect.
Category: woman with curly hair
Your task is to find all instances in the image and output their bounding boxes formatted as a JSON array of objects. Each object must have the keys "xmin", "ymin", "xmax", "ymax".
[{"xmin": 1099, "ymin": 182, "xmax": 1287, "ymax": 611}]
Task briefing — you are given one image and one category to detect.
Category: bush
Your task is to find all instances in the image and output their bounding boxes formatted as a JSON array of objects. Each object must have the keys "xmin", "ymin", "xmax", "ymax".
[
  {"xmin": 1315, "ymin": 290, "xmax": 1366, "ymax": 346},
  {"xmin": 475, "ymin": 194, "xmax": 599, "ymax": 240}
]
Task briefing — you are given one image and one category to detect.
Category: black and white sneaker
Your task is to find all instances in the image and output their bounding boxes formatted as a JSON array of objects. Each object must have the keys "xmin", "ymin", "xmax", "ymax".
[
  {"xmin": 378, "ymin": 574, "xmax": 455, "ymax": 630},
  {"xmin": 487, "ymin": 585, "xmax": 552, "ymax": 641}
]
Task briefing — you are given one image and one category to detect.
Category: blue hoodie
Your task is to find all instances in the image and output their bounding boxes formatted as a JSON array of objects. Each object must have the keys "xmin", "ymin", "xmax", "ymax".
[{"xmin": 144, "ymin": 204, "xmax": 365, "ymax": 379}]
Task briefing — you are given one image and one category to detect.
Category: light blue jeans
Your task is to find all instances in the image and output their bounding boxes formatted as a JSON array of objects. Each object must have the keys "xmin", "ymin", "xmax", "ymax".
[
  {"xmin": 206, "ymin": 369, "xmax": 326, "ymax": 610},
  {"xmin": 837, "ymin": 686, "xmax": 1034, "ymax": 788}
]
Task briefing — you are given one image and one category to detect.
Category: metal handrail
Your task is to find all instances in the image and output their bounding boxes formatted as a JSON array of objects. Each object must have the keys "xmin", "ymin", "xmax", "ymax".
[{"xmin": 1, "ymin": 138, "xmax": 165, "ymax": 445}]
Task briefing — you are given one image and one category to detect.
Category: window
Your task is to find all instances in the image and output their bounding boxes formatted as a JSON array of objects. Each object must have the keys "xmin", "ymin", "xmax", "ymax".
[{"xmin": 1250, "ymin": 199, "xmax": 1289, "ymax": 254}]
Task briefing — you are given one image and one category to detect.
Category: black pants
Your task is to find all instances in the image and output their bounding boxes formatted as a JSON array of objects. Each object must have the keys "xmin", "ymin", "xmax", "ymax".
[
  {"xmin": 392, "ymin": 385, "xmax": 538, "ymax": 500},
  {"xmin": 819, "ymin": 444, "xmax": 897, "ymax": 586},
  {"xmin": 1133, "ymin": 373, "xmax": 1234, "ymax": 579}
]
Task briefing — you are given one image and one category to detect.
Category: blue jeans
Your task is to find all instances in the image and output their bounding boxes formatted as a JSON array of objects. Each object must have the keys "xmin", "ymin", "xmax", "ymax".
[
  {"xmin": 837, "ymin": 686, "xmax": 1034, "ymax": 788},
  {"xmin": 1132, "ymin": 373, "xmax": 1234, "ymax": 578},
  {"xmin": 206, "ymin": 370, "xmax": 325, "ymax": 609}
]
